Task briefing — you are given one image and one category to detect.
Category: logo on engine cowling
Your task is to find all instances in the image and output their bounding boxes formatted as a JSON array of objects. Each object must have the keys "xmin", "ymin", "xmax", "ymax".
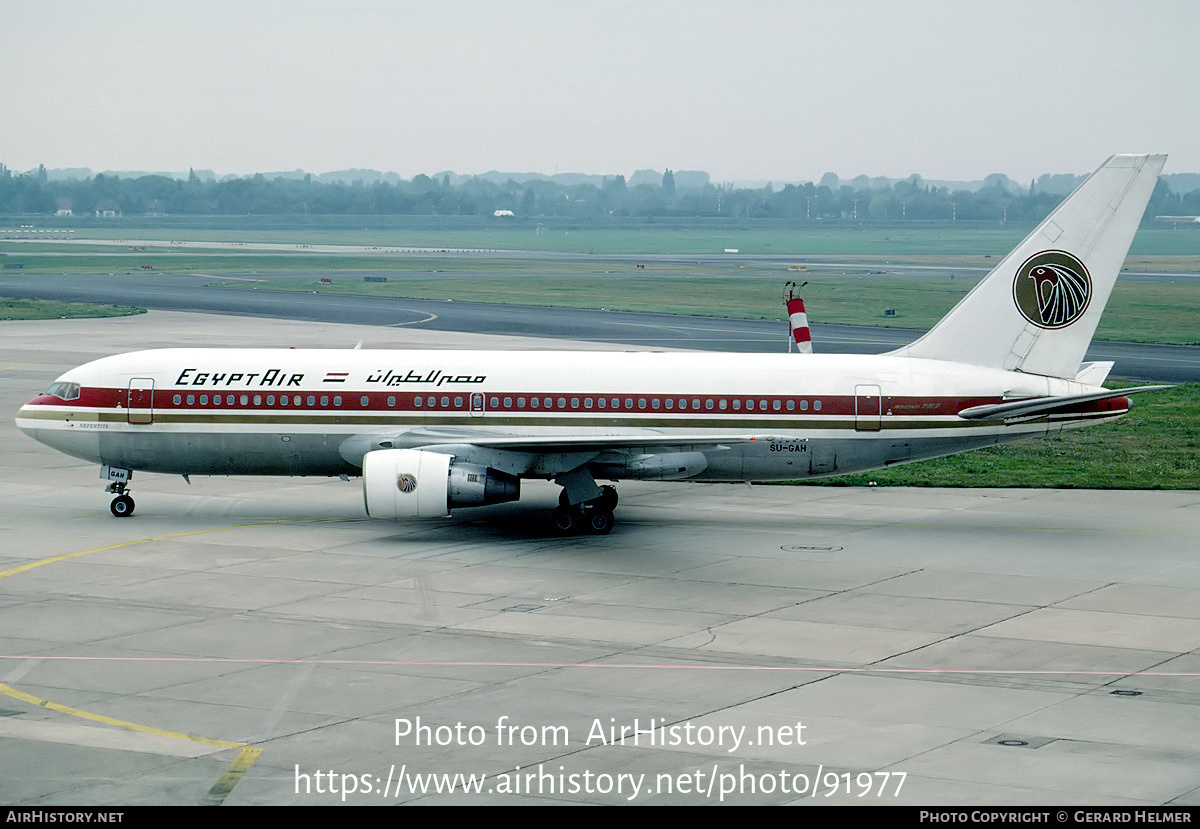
[
  {"xmin": 1013, "ymin": 250, "xmax": 1092, "ymax": 329},
  {"xmin": 397, "ymin": 474, "xmax": 418, "ymax": 493}
]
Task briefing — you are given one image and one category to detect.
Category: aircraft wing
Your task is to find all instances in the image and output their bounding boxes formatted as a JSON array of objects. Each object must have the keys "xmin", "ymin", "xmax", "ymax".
[
  {"xmin": 338, "ymin": 427, "xmax": 774, "ymax": 475},
  {"xmin": 956, "ymin": 385, "xmax": 1171, "ymax": 421}
]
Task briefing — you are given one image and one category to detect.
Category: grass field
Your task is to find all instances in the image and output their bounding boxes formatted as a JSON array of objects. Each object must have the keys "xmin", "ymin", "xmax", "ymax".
[
  {"xmin": 0, "ymin": 298, "xmax": 144, "ymax": 321},
  {"xmin": 5, "ymin": 225, "xmax": 1196, "ymax": 343}
]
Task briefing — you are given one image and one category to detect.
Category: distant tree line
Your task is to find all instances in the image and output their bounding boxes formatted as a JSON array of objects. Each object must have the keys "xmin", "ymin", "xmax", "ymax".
[{"xmin": 1, "ymin": 163, "xmax": 1197, "ymax": 224}]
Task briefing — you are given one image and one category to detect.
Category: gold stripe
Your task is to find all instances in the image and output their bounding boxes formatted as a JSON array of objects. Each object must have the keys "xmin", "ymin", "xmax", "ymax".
[{"xmin": 22, "ymin": 408, "xmax": 989, "ymax": 431}]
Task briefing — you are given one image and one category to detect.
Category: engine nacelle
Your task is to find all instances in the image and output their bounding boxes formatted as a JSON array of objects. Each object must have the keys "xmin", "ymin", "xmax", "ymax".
[{"xmin": 362, "ymin": 448, "xmax": 520, "ymax": 519}]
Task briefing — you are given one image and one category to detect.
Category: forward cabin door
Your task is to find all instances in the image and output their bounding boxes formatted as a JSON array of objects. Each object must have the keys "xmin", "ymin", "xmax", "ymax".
[
  {"xmin": 854, "ymin": 384, "xmax": 881, "ymax": 432},
  {"xmin": 127, "ymin": 378, "xmax": 154, "ymax": 424}
]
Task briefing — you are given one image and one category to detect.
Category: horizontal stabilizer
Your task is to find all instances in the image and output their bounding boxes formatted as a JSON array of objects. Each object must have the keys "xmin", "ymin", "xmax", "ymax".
[
  {"xmin": 957, "ymin": 385, "xmax": 1171, "ymax": 421},
  {"xmin": 1074, "ymin": 361, "xmax": 1114, "ymax": 385}
]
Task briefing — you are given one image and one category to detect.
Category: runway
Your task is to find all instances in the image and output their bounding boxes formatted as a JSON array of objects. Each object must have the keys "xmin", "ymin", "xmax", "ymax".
[
  {"xmin": 1, "ymin": 312, "xmax": 1199, "ymax": 805},
  {"xmin": 0, "ymin": 271, "xmax": 1197, "ymax": 382}
]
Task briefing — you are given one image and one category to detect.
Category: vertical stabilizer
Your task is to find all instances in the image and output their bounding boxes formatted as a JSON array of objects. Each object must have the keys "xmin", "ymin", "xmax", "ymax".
[{"xmin": 889, "ymin": 154, "xmax": 1165, "ymax": 379}]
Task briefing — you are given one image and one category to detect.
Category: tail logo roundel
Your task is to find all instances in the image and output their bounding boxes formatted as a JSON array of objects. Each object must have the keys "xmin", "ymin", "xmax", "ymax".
[{"xmin": 1013, "ymin": 250, "xmax": 1092, "ymax": 329}]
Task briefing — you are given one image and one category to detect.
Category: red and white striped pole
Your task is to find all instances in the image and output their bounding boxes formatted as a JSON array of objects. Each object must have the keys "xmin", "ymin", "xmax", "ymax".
[{"xmin": 784, "ymin": 281, "xmax": 812, "ymax": 353}]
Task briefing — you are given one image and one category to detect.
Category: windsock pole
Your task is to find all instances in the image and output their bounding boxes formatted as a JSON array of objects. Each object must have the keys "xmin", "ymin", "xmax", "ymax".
[{"xmin": 784, "ymin": 281, "xmax": 812, "ymax": 354}]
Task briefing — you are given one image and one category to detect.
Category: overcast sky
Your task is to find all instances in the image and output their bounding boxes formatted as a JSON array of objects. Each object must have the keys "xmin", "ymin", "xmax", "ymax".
[{"xmin": 3, "ymin": 0, "xmax": 1197, "ymax": 182}]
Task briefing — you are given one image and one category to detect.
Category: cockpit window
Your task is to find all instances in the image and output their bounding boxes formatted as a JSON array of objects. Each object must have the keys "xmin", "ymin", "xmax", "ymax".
[{"xmin": 44, "ymin": 382, "xmax": 81, "ymax": 401}]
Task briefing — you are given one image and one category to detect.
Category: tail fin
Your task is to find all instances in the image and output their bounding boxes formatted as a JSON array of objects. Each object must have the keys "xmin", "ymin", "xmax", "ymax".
[{"xmin": 889, "ymin": 154, "xmax": 1165, "ymax": 379}]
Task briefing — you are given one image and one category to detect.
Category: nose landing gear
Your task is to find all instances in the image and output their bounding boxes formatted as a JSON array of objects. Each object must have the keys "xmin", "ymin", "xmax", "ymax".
[
  {"xmin": 106, "ymin": 481, "xmax": 135, "ymax": 517},
  {"xmin": 102, "ymin": 466, "xmax": 135, "ymax": 517}
]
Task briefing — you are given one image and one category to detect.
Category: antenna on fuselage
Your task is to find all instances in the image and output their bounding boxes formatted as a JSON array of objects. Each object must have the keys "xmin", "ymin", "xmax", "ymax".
[{"xmin": 784, "ymin": 280, "xmax": 811, "ymax": 353}]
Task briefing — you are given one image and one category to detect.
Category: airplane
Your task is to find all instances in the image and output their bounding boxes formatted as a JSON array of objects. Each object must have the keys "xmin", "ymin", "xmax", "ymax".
[{"xmin": 16, "ymin": 154, "xmax": 1170, "ymax": 534}]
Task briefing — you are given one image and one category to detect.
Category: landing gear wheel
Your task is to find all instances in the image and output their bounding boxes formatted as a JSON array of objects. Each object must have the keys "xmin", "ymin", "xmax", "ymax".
[
  {"xmin": 584, "ymin": 509, "xmax": 614, "ymax": 535},
  {"xmin": 551, "ymin": 506, "xmax": 576, "ymax": 533},
  {"xmin": 598, "ymin": 485, "xmax": 618, "ymax": 510},
  {"xmin": 110, "ymin": 494, "xmax": 135, "ymax": 517}
]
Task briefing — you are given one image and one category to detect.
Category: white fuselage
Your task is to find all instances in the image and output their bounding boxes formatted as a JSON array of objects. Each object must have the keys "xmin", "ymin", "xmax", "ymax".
[{"xmin": 16, "ymin": 348, "xmax": 1121, "ymax": 482}]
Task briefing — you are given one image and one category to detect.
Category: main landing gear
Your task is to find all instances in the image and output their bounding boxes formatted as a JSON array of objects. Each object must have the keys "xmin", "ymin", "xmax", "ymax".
[{"xmin": 552, "ymin": 484, "xmax": 618, "ymax": 535}]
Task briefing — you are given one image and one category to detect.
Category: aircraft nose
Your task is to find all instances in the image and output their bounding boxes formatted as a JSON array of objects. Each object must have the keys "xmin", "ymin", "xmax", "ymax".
[{"xmin": 15, "ymin": 403, "xmax": 38, "ymax": 437}]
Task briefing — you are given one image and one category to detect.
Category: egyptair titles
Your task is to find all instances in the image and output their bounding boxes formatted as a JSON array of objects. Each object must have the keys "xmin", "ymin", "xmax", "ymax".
[
  {"xmin": 172, "ymin": 367, "xmax": 487, "ymax": 388},
  {"xmin": 366, "ymin": 369, "xmax": 486, "ymax": 387},
  {"xmin": 175, "ymin": 368, "xmax": 305, "ymax": 388}
]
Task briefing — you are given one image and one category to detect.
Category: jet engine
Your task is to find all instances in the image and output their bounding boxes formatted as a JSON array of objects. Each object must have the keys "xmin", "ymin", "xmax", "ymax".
[{"xmin": 362, "ymin": 448, "xmax": 520, "ymax": 519}]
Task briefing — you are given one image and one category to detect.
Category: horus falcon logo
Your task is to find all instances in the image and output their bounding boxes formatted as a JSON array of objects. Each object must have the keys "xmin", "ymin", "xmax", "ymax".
[
  {"xmin": 1013, "ymin": 250, "xmax": 1092, "ymax": 329},
  {"xmin": 397, "ymin": 474, "xmax": 418, "ymax": 494}
]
